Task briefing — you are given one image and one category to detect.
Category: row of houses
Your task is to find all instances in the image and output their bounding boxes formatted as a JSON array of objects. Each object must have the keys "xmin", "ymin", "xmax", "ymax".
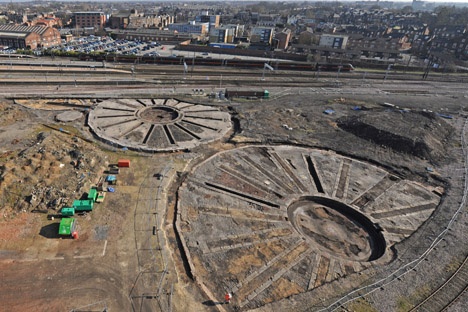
[
  {"xmin": 0, "ymin": 21, "xmax": 439, "ymax": 64},
  {"xmin": 102, "ymin": 10, "xmax": 467, "ymax": 62},
  {"xmin": 1, "ymin": 6, "xmax": 467, "ymax": 63}
]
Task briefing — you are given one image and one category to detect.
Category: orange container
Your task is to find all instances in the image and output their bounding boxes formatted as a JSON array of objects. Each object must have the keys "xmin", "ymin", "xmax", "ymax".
[{"xmin": 118, "ymin": 159, "xmax": 130, "ymax": 168}]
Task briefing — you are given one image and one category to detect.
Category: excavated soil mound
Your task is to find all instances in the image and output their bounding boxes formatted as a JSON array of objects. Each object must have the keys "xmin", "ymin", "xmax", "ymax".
[
  {"xmin": 337, "ymin": 110, "xmax": 454, "ymax": 163},
  {"xmin": 0, "ymin": 130, "xmax": 108, "ymax": 217}
]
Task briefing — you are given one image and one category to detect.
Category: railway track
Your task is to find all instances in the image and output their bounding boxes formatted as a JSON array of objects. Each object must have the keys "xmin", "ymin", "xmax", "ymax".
[
  {"xmin": 409, "ymin": 255, "xmax": 468, "ymax": 312},
  {"xmin": 1, "ymin": 71, "xmax": 464, "ymax": 92},
  {"xmin": 1, "ymin": 61, "xmax": 467, "ymax": 100},
  {"xmin": 1, "ymin": 61, "xmax": 467, "ymax": 84}
]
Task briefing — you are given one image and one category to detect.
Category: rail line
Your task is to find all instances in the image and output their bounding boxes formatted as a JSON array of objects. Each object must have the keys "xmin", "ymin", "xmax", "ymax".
[
  {"xmin": 1, "ymin": 62, "xmax": 468, "ymax": 84},
  {"xmin": 1, "ymin": 74, "xmax": 466, "ymax": 96},
  {"xmin": 409, "ymin": 255, "xmax": 468, "ymax": 312}
]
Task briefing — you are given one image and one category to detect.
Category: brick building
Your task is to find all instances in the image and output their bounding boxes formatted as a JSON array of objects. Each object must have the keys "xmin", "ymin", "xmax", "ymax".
[
  {"xmin": 274, "ymin": 29, "xmax": 291, "ymax": 50},
  {"xmin": 0, "ymin": 25, "xmax": 61, "ymax": 49},
  {"xmin": 74, "ymin": 12, "xmax": 106, "ymax": 30}
]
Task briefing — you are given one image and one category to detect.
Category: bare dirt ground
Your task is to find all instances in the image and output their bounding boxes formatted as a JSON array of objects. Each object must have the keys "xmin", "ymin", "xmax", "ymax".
[
  {"xmin": 0, "ymin": 79, "xmax": 466, "ymax": 312},
  {"xmin": 0, "ymin": 100, "xmax": 204, "ymax": 311}
]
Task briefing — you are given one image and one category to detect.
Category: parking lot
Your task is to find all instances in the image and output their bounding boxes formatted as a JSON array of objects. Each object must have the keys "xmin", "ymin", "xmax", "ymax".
[
  {"xmin": 0, "ymin": 35, "xmax": 168, "ymax": 58},
  {"xmin": 60, "ymin": 36, "xmax": 163, "ymax": 57},
  {"xmin": 0, "ymin": 34, "xmax": 274, "ymax": 63}
]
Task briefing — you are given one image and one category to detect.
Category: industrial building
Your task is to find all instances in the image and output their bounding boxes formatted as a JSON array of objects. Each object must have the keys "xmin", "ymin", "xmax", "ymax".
[{"xmin": 0, "ymin": 25, "xmax": 61, "ymax": 49}]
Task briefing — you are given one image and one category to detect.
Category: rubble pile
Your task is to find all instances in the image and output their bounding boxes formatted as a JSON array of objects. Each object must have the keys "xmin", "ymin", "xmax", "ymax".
[{"xmin": 0, "ymin": 130, "xmax": 108, "ymax": 218}]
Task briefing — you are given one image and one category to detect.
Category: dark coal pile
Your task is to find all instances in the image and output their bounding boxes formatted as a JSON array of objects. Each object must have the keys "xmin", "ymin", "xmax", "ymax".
[{"xmin": 337, "ymin": 110, "xmax": 454, "ymax": 163}]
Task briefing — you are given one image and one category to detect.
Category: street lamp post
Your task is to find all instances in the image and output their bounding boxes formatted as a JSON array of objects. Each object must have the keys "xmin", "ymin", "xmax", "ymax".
[
  {"xmin": 422, "ymin": 55, "xmax": 432, "ymax": 80},
  {"xmin": 191, "ymin": 51, "xmax": 195, "ymax": 77},
  {"xmin": 384, "ymin": 64, "xmax": 393, "ymax": 81},
  {"xmin": 336, "ymin": 65, "xmax": 342, "ymax": 79}
]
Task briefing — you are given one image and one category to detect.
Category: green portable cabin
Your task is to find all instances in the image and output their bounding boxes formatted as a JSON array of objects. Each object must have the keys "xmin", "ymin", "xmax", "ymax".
[
  {"xmin": 61, "ymin": 207, "xmax": 75, "ymax": 216},
  {"xmin": 72, "ymin": 199, "xmax": 94, "ymax": 212},
  {"xmin": 59, "ymin": 218, "xmax": 76, "ymax": 236},
  {"xmin": 88, "ymin": 188, "xmax": 98, "ymax": 202}
]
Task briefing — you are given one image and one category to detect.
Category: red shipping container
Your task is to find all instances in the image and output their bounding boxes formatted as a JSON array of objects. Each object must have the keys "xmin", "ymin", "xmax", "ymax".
[{"xmin": 118, "ymin": 159, "xmax": 130, "ymax": 168}]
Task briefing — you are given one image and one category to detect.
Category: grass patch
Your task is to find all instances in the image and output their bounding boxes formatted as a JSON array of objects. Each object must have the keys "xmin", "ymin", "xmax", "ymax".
[
  {"xmin": 347, "ymin": 297, "xmax": 378, "ymax": 312},
  {"xmin": 397, "ymin": 296, "xmax": 413, "ymax": 312},
  {"xmin": 397, "ymin": 284, "xmax": 432, "ymax": 312},
  {"xmin": 445, "ymin": 258, "xmax": 463, "ymax": 273}
]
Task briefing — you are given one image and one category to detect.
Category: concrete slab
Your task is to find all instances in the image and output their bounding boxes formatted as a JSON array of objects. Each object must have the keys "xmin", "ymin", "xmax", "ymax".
[{"xmin": 55, "ymin": 110, "xmax": 84, "ymax": 122}]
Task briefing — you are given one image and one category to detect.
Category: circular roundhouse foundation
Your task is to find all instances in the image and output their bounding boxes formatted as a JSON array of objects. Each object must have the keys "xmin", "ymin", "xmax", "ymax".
[
  {"xmin": 176, "ymin": 145, "xmax": 442, "ymax": 310},
  {"xmin": 88, "ymin": 98, "xmax": 232, "ymax": 152}
]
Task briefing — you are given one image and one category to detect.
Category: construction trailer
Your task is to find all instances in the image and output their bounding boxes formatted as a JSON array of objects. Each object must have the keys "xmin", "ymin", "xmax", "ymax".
[
  {"xmin": 61, "ymin": 207, "xmax": 75, "ymax": 216},
  {"xmin": 72, "ymin": 199, "xmax": 94, "ymax": 212},
  {"xmin": 59, "ymin": 218, "xmax": 77, "ymax": 238},
  {"xmin": 88, "ymin": 188, "xmax": 98, "ymax": 202}
]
